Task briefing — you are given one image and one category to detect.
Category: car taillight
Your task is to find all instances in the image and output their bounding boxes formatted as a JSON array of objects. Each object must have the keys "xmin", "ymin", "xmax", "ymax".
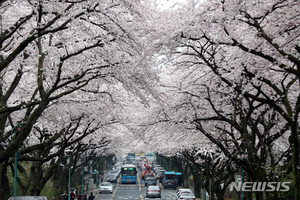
[
  {"xmin": 147, "ymin": 190, "xmax": 150, "ymax": 192},
  {"xmin": 191, "ymin": 198, "xmax": 196, "ymax": 200},
  {"xmin": 179, "ymin": 198, "xmax": 184, "ymax": 199}
]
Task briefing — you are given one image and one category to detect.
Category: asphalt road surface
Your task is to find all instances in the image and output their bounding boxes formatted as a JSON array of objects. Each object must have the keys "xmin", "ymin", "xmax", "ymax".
[{"xmin": 95, "ymin": 156, "xmax": 176, "ymax": 200}]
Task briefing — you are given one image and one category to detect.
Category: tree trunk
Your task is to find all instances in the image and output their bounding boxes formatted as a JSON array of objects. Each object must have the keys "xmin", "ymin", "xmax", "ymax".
[
  {"xmin": 254, "ymin": 192, "xmax": 264, "ymax": 200},
  {"xmin": 28, "ymin": 164, "xmax": 45, "ymax": 195},
  {"xmin": 192, "ymin": 168, "xmax": 202, "ymax": 198},
  {"xmin": 290, "ymin": 122, "xmax": 300, "ymax": 200},
  {"xmin": 183, "ymin": 162, "xmax": 189, "ymax": 188},
  {"xmin": 265, "ymin": 191, "xmax": 282, "ymax": 200},
  {"xmin": 0, "ymin": 161, "xmax": 11, "ymax": 200}
]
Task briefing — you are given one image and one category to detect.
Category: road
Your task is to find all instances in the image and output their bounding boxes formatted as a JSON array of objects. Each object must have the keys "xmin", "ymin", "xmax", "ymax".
[{"xmin": 95, "ymin": 156, "xmax": 177, "ymax": 200}]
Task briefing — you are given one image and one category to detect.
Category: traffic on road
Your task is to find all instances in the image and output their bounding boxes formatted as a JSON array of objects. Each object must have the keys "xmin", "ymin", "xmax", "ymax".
[{"xmin": 93, "ymin": 154, "xmax": 188, "ymax": 200}]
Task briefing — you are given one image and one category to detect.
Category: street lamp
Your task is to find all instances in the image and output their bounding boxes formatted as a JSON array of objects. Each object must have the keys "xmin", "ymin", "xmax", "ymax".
[
  {"xmin": 93, "ymin": 168, "xmax": 98, "ymax": 189},
  {"xmin": 65, "ymin": 152, "xmax": 72, "ymax": 200},
  {"xmin": 96, "ymin": 162, "xmax": 99, "ymax": 189},
  {"xmin": 0, "ymin": 14, "xmax": 2, "ymax": 34},
  {"xmin": 60, "ymin": 162, "xmax": 71, "ymax": 200},
  {"xmin": 11, "ymin": 122, "xmax": 26, "ymax": 196},
  {"xmin": 61, "ymin": 154, "xmax": 72, "ymax": 200},
  {"xmin": 81, "ymin": 156, "xmax": 87, "ymax": 195},
  {"xmin": 240, "ymin": 150, "xmax": 247, "ymax": 200}
]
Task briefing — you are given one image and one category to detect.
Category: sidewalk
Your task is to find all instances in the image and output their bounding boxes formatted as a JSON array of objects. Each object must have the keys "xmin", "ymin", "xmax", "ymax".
[{"xmin": 86, "ymin": 171, "xmax": 108, "ymax": 196}]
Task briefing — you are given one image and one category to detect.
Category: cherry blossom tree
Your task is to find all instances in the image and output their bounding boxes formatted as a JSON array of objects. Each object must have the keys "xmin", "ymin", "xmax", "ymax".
[
  {"xmin": 131, "ymin": 0, "xmax": 300, "ymax": 199},
  {"xmin": 0, "ymin": 0, "xmax": 160, "ymax": 198}
]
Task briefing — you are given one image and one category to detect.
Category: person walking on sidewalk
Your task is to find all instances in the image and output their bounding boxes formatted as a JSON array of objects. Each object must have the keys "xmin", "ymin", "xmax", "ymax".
[
  {"xmin": 100, "ymin": 174, "xmax": 103, "ymax": 183},
  {"xmin": 88, "ymin": 192, "xmax": 95, "ymax": 200},
  {"xmin": 70, "ymin": 191, "xmax": 76, "ymax": 200},
  {"xmin": 63, "ymin": 193, "xmax": 68, "ymax": 200},
  {"xmin": 82, "ymin": 194, "xmax": 87, "ymax": 200}
]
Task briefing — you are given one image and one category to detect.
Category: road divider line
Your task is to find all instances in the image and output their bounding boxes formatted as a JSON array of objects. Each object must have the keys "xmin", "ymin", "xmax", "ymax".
[
  {"xmin": 112, "ymin": 176, "xmax": 121, "ymax": 198},
  {"xmin": 137, "ymin": 171, "xmax": 141, "ymax": 191},
  {"xmin": 159, "ymin": 181, "xmax": 163, "ymax": 189}
]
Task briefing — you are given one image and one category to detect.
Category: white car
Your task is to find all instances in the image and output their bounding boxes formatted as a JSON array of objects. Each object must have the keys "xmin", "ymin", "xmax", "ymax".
[
  {"xmin": 176, "ymin": 189, "xmax": 192, "ymax": 196},
  {"xmin": 8, "ymin": 197, "xmax": 48, "ymax": 200},
  {"xmin": 176, "ymin": 189, "xmax": 195, "ymax": 200},
  {"xmin": 99, "ymin": 182, "xmax": 114, "ymax": 193}
]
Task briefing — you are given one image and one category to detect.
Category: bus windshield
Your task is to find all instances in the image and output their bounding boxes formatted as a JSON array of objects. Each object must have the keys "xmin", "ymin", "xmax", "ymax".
[
  {"xmin": 121, "ymin": 165, "xmax": 137, "ymax": 176},
  {"xmin": 128, "ymin": 152, "xmax": 135, "ymax": 157}
]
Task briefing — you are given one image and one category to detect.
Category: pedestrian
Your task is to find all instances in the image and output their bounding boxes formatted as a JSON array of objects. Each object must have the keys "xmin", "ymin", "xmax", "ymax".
[
  {"xmin": 78, "ymin": 194, "xmax": 82, "ymax": 200},
  {"xmin": 178, "ymin": 176, "xmax": 182, "ymax": 186},
  {"xmin": 82, "ymin": 194, "xmax": 87, "ymax": 200},
  {"xmin": 70, "ymin": 191, "xmax": 76, "ymax": 200},
  {"xmin": 88, "ymin": 192, "xmax": 95, "ymax": 200},
  {"xmin": 100, "ymin": 174, "xmax": 103, "ymax": 183},
  {"xmin": 63, "ymin": 193, "xmax": 68, "ymax": 200}
]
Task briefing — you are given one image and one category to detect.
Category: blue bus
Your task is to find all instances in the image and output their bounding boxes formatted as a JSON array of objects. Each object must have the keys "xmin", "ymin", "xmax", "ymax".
[
  {"xmin": 127, "ymin": 152, "xmax": 135, "ymax": 159},
  {"xmin": 121, "ymin": 164, "xmax": 137, "ymax": 184}
]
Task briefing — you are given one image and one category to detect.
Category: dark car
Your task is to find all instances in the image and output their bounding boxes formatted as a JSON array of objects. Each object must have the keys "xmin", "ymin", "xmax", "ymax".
[
  {"xmin": 145, "ymin": 177, "xmax": 157, "ymax": 186},
  {"xmin": 156, "ymin": 170, "xmax": 165, "ymax": 182},
  {"xmin": 106, "ymin": 175, "xmax": 118, "ymax": 183},
  {"xmin": 163, "ymin": 179, "xmax": 176, "ymax": 189}
]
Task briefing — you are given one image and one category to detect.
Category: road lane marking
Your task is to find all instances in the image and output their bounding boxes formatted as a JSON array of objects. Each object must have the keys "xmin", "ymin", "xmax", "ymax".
[
  {"xmin": 136, "ymin": 163, "xmax": 141, "ymax": 191},
  {"xmin": 159, "ymin": 182, "xmax": 163, "ymax": 189},
  {"xmin": 112, "ymin": 176, "xmax": 121, "ymax": 198}
]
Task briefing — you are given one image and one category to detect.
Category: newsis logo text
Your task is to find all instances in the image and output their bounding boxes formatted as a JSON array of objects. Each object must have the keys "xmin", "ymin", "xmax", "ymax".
[{"xmin": 230, "ymin": 182, "xmax": 291, "ymax": 192}]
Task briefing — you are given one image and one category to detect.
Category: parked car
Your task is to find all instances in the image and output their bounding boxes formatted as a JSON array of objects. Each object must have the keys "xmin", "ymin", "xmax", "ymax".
[
  {"xmin": 8, "ymin": 197, "xmax": 48, "ymax": 200},
  {"xmin": 146, "ymin": 186, "xmax": 161, "ymax": 198},
  {"xmin": 106, "ymin": 174, "xmax": 118, "ymax": 183},
  {"xmin": 163, "ymin": 179, "xmax": 176, "ymax": 189},
  {"xmin": 99, "ymin": 182, "xmax": 114, "ymax": 193},
  {"xmin": 145, "ymin": 177, "xmax": 157, "ymax": 186},
  {"xmin": 176, "ymin": 189, "xmax": 195, "ymax": 200}
]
